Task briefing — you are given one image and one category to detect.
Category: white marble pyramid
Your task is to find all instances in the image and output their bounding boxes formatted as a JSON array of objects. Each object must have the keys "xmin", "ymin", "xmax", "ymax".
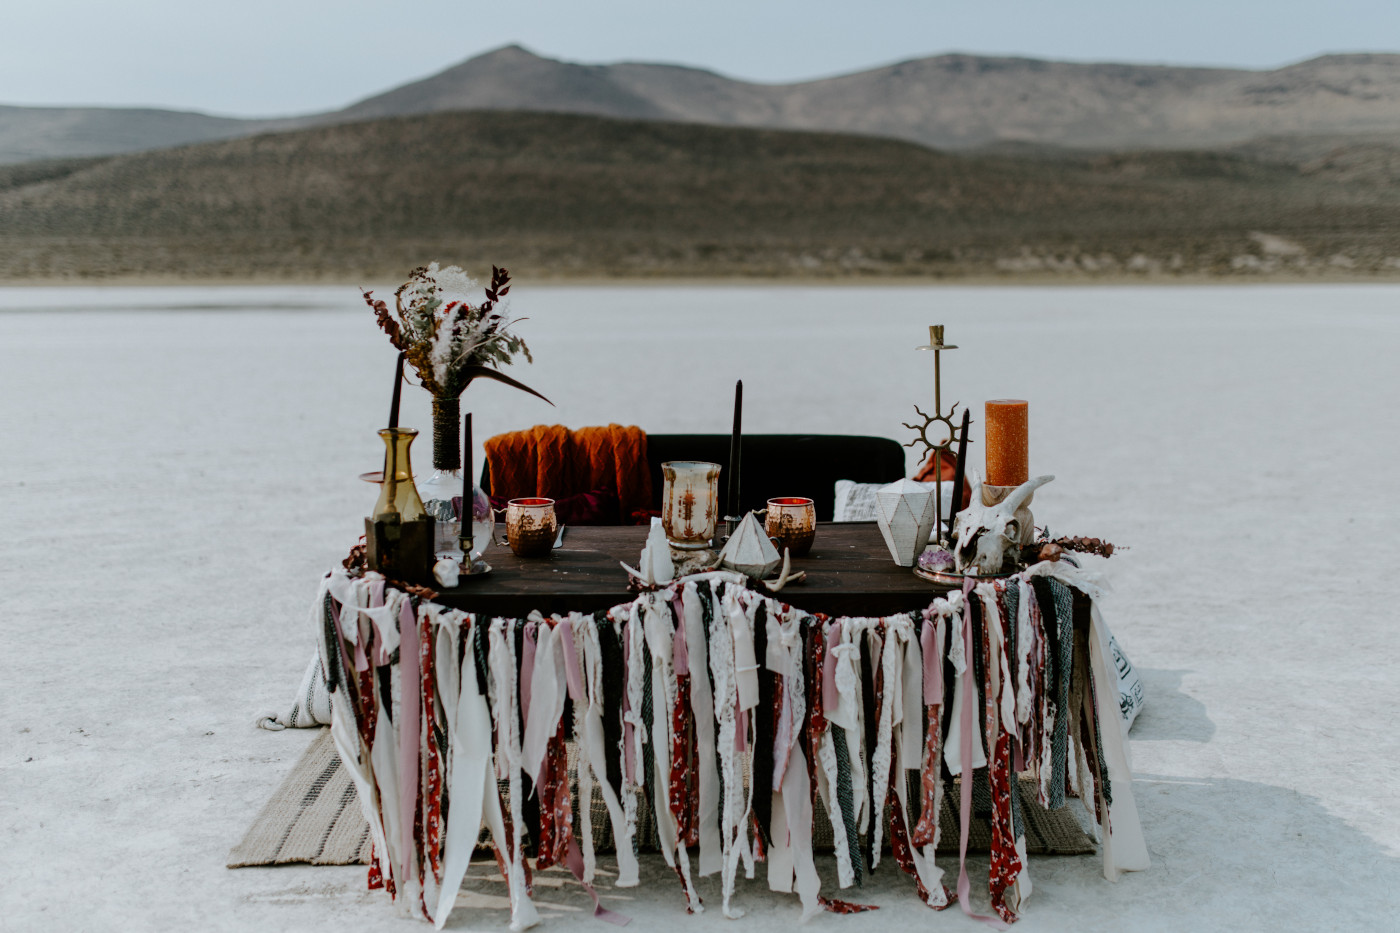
[
  {"xmin": 875, "ymin": 478, "xmax": 939, "ymax": 567},
  {"xmin": 718, "ymin": 512, "xmax": 782, "ymax": 579}
]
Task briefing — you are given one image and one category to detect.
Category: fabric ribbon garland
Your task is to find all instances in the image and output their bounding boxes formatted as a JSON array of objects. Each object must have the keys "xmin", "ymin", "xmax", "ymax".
[{"xmin": 314, "ymin": 561, "xmax": 1147, "ymax": 930}]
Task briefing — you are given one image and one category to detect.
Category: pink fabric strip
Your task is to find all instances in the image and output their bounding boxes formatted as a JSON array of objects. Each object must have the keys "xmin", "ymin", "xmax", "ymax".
[
  {"xmin": 956, "ymin": 579, "xmax": 1009, "ymax": 930},
  {"xmin": 520, "ymin": 622, "xmax": 538, "ymax": 738},
  {"xmin": 564, "ymin": 832, "xmax": 631, "ymax": 925},
  {"xmin": 560, "ymin": 617, "xmax": 586, "ymax": 703},
  {"xmin": 922, "ymin": 617, "xmax": 942, "ymax": 704},
  {"xmin": 397, "ymin": 598, "xmax": 421, "ymax": 892},
  {"xmin": 822, "ymin": 622, "xmax": 842, "ymax": 713},
  {"xmin": 735, "ymin": 706, "xmax": 748, "ymax": 753}
]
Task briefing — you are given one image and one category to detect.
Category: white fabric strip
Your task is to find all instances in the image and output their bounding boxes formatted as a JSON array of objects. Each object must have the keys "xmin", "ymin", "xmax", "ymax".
[
  {"xmin": 433, "ymin": 614, "xmax": 495, "ymax": 929},
  {"xmin": 916, "ymin": 608, "xmax": 950, "ymax": 905},
  {"xmin": 487, "ymin": 618, "xmax": 537, "ymax": 932},
  {"xmin": 729, "ymin": 596, "xmax": 760, "ymax": 711},
  {"xmin": 869, "ymin": 621, "xmax": 900, "ymax": 867},
  {"xmin": 642, "ymin": 594, "xmax": 680, "ymax": 869},
  {"xmin": 1015, "ymin": 579, "xmax": 1036, "ymax": 725},
  {"xmin": 577, "ymin": 614, "xmax": 640, "ymax": 887},
  {"xmin": 708, "ymin": 583, "xmax": 747, "ymax": 918},
  {"xmin": 318, "ymin": 577, "xmax": 392, "ymax": 903},
  {"xmin": 901, "ymin": 614, "xmax": 924, "ymax": 767},
  {"xmin": 681, "ymin": 582, "xmax": 722, "ymax": 877},
  {"xmin": 1087, "ymin": 600, "xmax": 1151, "ymax": 880},
  {"xmin": 944, "ymin": 596, "xmax": 987, "ymax": 773}
]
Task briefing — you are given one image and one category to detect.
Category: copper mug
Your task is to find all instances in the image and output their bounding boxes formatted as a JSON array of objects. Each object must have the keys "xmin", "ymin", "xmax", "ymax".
[
  {"xmin": 501, "ymin": 497, "xmax": 557, "ymax": 558},
  {"xmin": 764, "ymin": 497, "xmax": 816, "ymax": 557}
]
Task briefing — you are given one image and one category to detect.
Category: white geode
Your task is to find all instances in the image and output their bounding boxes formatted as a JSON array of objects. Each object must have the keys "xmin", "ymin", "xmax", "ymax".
[
  {"xmin": 718, "ymin": 512, "xmax": 781, "ymax": 579},
  {"xmin": 621, "ymin": 522, "xmax": 677, "ymax": 586},
  {"xmin": 638, "ymin": 522, "xmax": 676, "ymax": 586},
  {"xmin": 433, "ymin": 557, "xmax": 460, "ymax": 588},
  {"xmin": 875, "ymin": 478, "xmax": 940, "ymax": 567}
]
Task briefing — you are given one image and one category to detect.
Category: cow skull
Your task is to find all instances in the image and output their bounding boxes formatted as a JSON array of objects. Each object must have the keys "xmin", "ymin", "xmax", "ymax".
[{"xmin": 953, "ymin": 472, "xmax": 1055, "ymax": 575}]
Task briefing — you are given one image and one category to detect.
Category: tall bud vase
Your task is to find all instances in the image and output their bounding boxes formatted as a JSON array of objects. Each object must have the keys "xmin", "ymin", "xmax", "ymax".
[
  {"xmin": 419, "ymin": 394, "xmax": 462, "ymax": 521},
  {"xmin": 368, "ymin": 427, "xmax": 433, "ymax": 583},
  {"xmin": 373, "ymin": 428, "xmax": 427, "ymax": 522}
]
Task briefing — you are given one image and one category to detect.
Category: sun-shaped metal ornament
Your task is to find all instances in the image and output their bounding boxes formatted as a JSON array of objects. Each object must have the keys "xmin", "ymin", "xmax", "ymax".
[
  {"xmin": 904, "ymin": 325, "xmax": 964, "ymax": 542},
  {"xmin": 903, "ymin": 402, "xmax": 959, "ymax": 455}
]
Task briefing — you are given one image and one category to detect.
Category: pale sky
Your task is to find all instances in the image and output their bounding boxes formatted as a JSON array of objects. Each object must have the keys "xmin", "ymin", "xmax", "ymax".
[{"xmin": 5, "ymin": 0, "xmax": 1398, "ymax": 117}]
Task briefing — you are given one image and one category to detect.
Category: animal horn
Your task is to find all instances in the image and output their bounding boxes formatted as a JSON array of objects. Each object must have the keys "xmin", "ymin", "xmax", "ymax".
[
  {"xmin": 1001, "ymin": 474, "xmax": 1055, "ymax": 515},
  {"xmin": 966, "ymin": 469, "xmax": 984, "ymax": 506}
]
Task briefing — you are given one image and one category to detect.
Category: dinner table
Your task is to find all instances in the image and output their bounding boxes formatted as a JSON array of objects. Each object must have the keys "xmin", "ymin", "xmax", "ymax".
[
  {"xmin": 315, "ymin": 515, "xmax": 1148, "ymax": 929},
  {"xmin": 430, "ymin": 521, "xmax": 952, "ymax": 617}
]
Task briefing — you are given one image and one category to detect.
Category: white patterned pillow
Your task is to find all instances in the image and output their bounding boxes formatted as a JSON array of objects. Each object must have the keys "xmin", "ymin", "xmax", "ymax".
[
  {"xmin": 833, "ymin": 479, "xmax": 957, "ymax": 522},
  {"xmin": 832, "ymin": 479, "xmax": 882, "ymax": 521}
]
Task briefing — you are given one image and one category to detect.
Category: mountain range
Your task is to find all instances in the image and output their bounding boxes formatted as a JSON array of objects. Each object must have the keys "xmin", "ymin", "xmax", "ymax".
[
  {"xmin": 6, "ymin": 45, "xmax": 1400, "ymax": 164},
  {"xmin": 5, "ymin": 109, "xmax": 1397, "ymax": 282}
]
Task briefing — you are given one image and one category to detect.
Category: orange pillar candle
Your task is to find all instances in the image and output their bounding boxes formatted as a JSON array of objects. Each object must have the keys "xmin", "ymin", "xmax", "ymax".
[{"xmin": 985, "ymin": 399, "xmax": 1029, "ymax": 486}]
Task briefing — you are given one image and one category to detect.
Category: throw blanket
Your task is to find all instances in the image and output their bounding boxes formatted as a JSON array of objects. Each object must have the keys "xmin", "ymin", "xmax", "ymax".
[{"xmin": 485, "ymin": 424, "xmax": 652, "ymax": 524}]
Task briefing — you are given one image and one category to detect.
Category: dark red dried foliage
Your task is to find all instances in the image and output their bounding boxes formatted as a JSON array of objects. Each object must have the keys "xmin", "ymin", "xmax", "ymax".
[
  {"xmin": 1051, "ymin": 536, "xmax": 1123, "ymax": 558},
  {"xmin": 361, "ymin": 289, "xmax": 406, "ymax": 350}
]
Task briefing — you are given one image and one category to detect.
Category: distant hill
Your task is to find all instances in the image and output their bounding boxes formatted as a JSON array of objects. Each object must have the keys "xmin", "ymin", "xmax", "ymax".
[
  {"xmin": 0, "ymin": 105, "xmax": 292, "ymax": 165},
  {"xmin": 5, "ymin": 46, "xmax": 1400, "ymax": 164},
  {"xmin": 3, "ymin": 110, "xmax": 1397, "ymax": 281},
  {"xmin": 336, "ymin": 46, "xmax": 1400, "ymax": 151}
]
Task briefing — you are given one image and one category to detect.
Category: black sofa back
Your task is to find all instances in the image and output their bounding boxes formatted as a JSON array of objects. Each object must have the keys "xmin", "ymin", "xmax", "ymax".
[{"xmin": 645, "ymin": 434, "xmax": 906, "ymax": 521}]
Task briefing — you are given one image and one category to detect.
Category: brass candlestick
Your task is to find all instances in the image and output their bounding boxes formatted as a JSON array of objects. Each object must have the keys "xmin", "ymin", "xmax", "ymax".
[{"xmin": 904, "ymin": 325, "xmax": 966, "ymax": 545}]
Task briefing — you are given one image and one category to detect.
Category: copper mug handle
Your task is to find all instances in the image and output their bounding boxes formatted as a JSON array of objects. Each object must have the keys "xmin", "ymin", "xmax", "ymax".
[{"xmin": 491, "ymin": 507, "xmax": 509, "ymax": 547}]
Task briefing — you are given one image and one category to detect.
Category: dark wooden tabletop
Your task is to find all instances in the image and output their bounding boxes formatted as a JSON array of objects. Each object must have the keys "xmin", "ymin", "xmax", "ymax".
[{"xmin": 431, "ymin": 522, "xmax": 953, "ymax": 618}]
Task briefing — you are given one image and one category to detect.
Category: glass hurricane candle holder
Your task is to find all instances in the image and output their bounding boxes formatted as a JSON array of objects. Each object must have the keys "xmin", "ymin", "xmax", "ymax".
[{"xmin": 661, "ymin": 461, "xmax": 721, "ymax": 550}]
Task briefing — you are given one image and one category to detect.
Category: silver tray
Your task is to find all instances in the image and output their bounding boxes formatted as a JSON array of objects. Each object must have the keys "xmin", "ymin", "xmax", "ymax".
[{"xmin": 912, "ymin": 565, "xmax": 1016, "ymax": 586}]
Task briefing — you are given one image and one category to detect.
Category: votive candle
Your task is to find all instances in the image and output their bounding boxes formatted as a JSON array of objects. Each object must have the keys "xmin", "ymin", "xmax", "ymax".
[{"xmin": 985, "ymin": 399, "xmax": 1029, "ymax": 486}]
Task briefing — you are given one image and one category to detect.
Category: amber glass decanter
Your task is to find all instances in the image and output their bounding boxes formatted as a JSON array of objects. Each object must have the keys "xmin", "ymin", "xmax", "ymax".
[{"xmin": 373, "ymin": 428, "xmax": 427, "ymax": 523}]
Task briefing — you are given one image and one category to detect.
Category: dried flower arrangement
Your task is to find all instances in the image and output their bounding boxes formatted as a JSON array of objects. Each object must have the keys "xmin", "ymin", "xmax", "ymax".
[
  {"xmin": 363, "ymin": 263, "xmax": 542, "ymax": 399},
  {"xmin": 363, "ymin": 263, "xmax": 550, "ymax": 471}
]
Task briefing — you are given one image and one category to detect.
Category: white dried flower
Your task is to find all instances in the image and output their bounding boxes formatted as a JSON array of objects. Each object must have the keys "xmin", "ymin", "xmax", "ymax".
[{"xmin": 433, "ymin": 265, "xmax": 477, "ymax": 298}]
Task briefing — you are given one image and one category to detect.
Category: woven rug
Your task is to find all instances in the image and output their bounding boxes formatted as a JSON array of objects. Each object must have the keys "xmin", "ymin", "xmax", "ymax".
[
  {"xmin": 227, "ymin": 731, "xmax": 372, "ymax": 867},
  {"xmin": 229, "ymin": 730, "xmax": 1095, "ymax": 868}
]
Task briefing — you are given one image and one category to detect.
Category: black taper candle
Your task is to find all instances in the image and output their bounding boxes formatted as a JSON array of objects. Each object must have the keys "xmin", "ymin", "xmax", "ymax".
[
  {"xmin": 727, "ymin": 380, "xmax": 743, "ymax": 518},
  {"xmin": 462, "ymin": 412, "xmax": 473, "ymax": 516},
  {"xmin": 948, "ymin": 408, "xmax": 971, "ymax": 538},
  {"xmin": 387, "ymin": 351, "xmax": 405, "ymax": 429}
]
